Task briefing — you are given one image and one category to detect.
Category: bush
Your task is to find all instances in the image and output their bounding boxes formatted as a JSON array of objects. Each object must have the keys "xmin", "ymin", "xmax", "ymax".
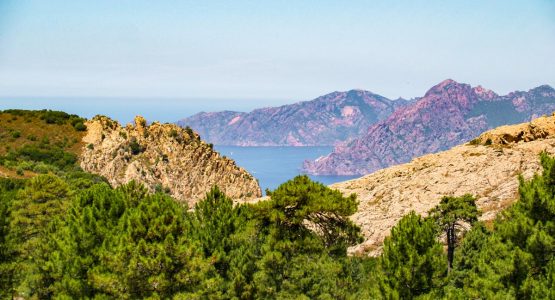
[
  {"xmin": 7, "ymin": 145, "xmax": 78, "ymax": 170},
  {"xmin": 184, "ymin": 126, "xmax": 194, "ymax": 137},
  {"xmin": 1, "ymin": 109, "xmax": 86, "ymax": 127},
  {"xmin": 129, "ymin": 137, "xmax": 144, "ymax": 155},
  {"xmin": 73, "ymin": 122, "xmax": 87, "ymax": 131},
  {"xmin": 32, "ymin": 162, "xmax": 57, "ymax": 174},
  {"xmin": 42, "ymin": 110, "xmax": 72, "ymax": 124},
  {"xmin": 11, "ymin": 131, "xmax": 21, "ymax": 139}
]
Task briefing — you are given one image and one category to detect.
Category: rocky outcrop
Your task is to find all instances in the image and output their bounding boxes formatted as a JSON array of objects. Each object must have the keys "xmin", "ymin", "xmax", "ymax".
[
  {"xmin": 330, "ymin": 113, "xmax": 555, "ymax": 256},
  {"xmin": 304, "ymin": 80, "xmax": 555, "ymax": 175},
  {"xmin": 80, "ymin": 116, "xmax": 261, "ymax": 207},
  {"xmin": 178, "ymin": 90, "xmax": 410, "ymax": 146}
]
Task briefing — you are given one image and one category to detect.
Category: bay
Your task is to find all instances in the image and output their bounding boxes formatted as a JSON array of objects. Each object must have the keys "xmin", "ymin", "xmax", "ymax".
[{"xmin": 215, "ymin": 146, "xmax": 359, "ymax": 194}]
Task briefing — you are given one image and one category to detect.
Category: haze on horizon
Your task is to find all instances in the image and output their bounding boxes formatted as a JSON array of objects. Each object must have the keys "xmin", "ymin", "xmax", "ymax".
[{"xmin": 0, "ymin": 0, "xmax": 554, "ymax": 113}]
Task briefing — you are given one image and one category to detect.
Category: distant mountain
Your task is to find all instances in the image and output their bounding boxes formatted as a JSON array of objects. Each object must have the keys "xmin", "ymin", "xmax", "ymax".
[
  {"xmin": 178, "ymin": 90, "xmax": 410, "ymax": 146},
  {"xmin": 303, "ymin": 80, "xmax": 555, "ymax": 175}
]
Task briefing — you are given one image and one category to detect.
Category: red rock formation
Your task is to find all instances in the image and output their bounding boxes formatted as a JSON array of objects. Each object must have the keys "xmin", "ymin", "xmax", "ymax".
[{"xmin": 303, "ymin": 80, "xmax": 555, "ymax": 175}]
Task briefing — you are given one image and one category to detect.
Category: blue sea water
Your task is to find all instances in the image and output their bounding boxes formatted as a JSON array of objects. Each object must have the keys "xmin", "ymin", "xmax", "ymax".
[{"xmin": 215, "ymin": 146, "xmax": 359, "ymax": 194}]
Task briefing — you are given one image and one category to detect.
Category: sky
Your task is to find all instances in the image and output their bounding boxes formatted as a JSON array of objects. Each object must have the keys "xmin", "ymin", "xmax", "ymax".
[{"xmin": 0, "ymin": 0, "xmax": 554, "ymax": 122}]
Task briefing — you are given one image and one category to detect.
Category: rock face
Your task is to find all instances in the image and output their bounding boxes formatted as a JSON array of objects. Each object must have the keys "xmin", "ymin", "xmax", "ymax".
[
  {"xmin": 303, "ymin": 80, "xmax": 555, "ymax": 175},
  {"xmin": 331, "ymin": 113, "xmax": 555, "ymax": 256},
  {"xmin": 80, "ymin": 116, "xmax": 262, "ymax": 206},
  {"xmin": 178, "ymin": 90, "xmax": 410, "ymax": 146}
]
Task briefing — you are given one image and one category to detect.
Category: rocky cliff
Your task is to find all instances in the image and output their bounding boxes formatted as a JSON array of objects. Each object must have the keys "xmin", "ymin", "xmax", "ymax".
[
  {"xmin": 178, "ymin": 90, "xmax": 410, "ymax": 146},
  {"xmin": 331, "ymin": 113, "xmax": 555, "ymax": 256},
  {"xmin": 303, "ymin": 80, "xmax": 555, "ymax": 175},
  {"xmin": 80, "ymin": 116, "xmax": 261, "ymax": 207}
]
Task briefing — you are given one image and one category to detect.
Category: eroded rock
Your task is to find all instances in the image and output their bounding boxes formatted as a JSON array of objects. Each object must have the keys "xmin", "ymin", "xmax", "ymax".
[{"xmin": 80, "ymin": 115, "xmax": 261, "ymax": 207}]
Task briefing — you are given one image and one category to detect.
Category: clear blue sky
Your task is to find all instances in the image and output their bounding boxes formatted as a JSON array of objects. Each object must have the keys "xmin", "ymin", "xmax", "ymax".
[{"xmin": 0, "ymin": 0, "xmax": 554, "ymax": 104}]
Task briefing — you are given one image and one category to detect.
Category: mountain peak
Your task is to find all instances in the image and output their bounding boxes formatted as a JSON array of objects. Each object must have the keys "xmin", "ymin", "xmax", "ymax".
[
  {"xmin": 439, "ymin": 78, "xmax": 458, "ymax": 85},
  {"xmin": 530, "ymin": 84, "xmax": 555, "ymax": 94},
  {"xmin": 424, "ymin": 79, "xmax": 468, "ymax": 97}
]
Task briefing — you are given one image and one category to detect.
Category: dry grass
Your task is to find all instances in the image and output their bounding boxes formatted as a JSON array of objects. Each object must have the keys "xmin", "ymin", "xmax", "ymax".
[
  {"xmin": 0, "ymin": 112, "xmax": 86, "ymax": 157},
  {"xmin": 0, "ymin": 165, "xmax": 36, "ymax": 179}
]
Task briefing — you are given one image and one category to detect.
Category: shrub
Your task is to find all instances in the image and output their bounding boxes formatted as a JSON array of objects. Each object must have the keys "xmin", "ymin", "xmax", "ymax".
[
  {"xmin": 129, "ymin": 137, "xmax": 144, "ymax": 155},
  {"xmin": 11, "ymin": 131, "xmax": 21, "ymax": 139},
  {"xmin": 42, "ymin": 110, "xmax": 71, "ymax": 124},
  {"xmin": 32, "ymin": 162, "xmax": 57, "ymax": 174},
  {"xmin": 73, "ymin": 122, "xmax": 87, "ymax": 131},
  {"xmin": 184, "ymin": 126, "xmax": 194, "ymax": 137},
  {"xmin": 7, "ymin": 145, "xmax": 78, "ymax": 170},
  {"xmin": 41, "ymin": 136, "xmax": 50, "ymax": 145},
  {"xmin": 468, "ymin": 138, "xmax": 479, "ymax": 145}
]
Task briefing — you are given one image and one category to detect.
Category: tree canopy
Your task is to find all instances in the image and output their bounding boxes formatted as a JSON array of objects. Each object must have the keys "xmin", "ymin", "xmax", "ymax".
[{"xmin": 1, "ymin": 144, "xmax": 555, "ymax": 299}]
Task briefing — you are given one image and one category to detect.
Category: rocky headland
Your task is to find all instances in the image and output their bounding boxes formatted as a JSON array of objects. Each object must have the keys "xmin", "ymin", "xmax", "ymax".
[{"xmin": 80, "ymin": 115, "xmax": 262, "ymax": 207}]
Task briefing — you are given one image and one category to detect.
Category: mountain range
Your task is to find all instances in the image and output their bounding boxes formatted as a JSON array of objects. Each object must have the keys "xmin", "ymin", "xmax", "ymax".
[
  {"xmin": 178, "ymin": 80, "xmax": 555, "ymax": 176},
  {"xmin": 303, "ymin": 80, "xmax": 555, "ymax": 175},
  {"xmin": 178, "ymin": 90, "xmax": 410, "ymax": 146}
]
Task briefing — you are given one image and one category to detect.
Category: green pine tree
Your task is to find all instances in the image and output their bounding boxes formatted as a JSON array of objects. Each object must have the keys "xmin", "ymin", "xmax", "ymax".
[
  {"xmin": 429, "ymin": 194, "xmax": 481, "ymax": 272},
  {"xmin": 380, "ymin": 211, "xmax": 447, "ymax": 299}
]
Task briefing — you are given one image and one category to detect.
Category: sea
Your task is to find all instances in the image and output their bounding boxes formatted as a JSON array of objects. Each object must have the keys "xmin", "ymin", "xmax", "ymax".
[{"xmin": 215, "ymin": 146, "xmax": 359, "ymax": 194}]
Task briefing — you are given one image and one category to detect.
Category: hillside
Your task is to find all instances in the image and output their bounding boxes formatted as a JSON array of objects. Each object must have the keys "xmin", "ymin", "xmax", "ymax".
[
  {"xmin": 330, "ymin": 113, "xmax": 555, "ymax": 256},
  {"xmin": 304, "ymin": 80, "xmax": 555, "ymax": 175},
  {"xmin": 81, "ymin": 115, "xmax": 261, "ymax": 206},
  {"xmin": 0, "ymin": 110, "xmax": 261, "ymax": 206},
  {"xmin": 178, "ymin": 90, "xmax": 409, "ymax": 146},
  {"xmin": 0, "ymin": 110, "xmax": 88, "ymax": 178}
]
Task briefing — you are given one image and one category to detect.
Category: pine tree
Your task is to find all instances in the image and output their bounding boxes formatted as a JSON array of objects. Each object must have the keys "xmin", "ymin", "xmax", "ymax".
[
  {"xmin": 89, "ymin": 191, "xmax": 215, "ymax": 298},
  {"xmin": 250, "ymin": 176, "xmax": 363, "ymax": 298},
  {"xmin": 44, "ymin": 182, "xmax": 129, "ymax": 298},
  {"xmin": 7, "ymin": 175, "xmax": 71, "ymax": 298},
  {"xmin": 0, "ymin": 178, "xmax": 25, "ymax": 298},
  {"xmin": 380, "ymin": 211, "xmax": 447, "ymax": 299},
  {"xmin": 429, "ymin": 194, "xmax": 480, "ymax": 272},
  {"xmin": 446, "ymin": 223, "xmax": 517, "ymax": 298}
]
